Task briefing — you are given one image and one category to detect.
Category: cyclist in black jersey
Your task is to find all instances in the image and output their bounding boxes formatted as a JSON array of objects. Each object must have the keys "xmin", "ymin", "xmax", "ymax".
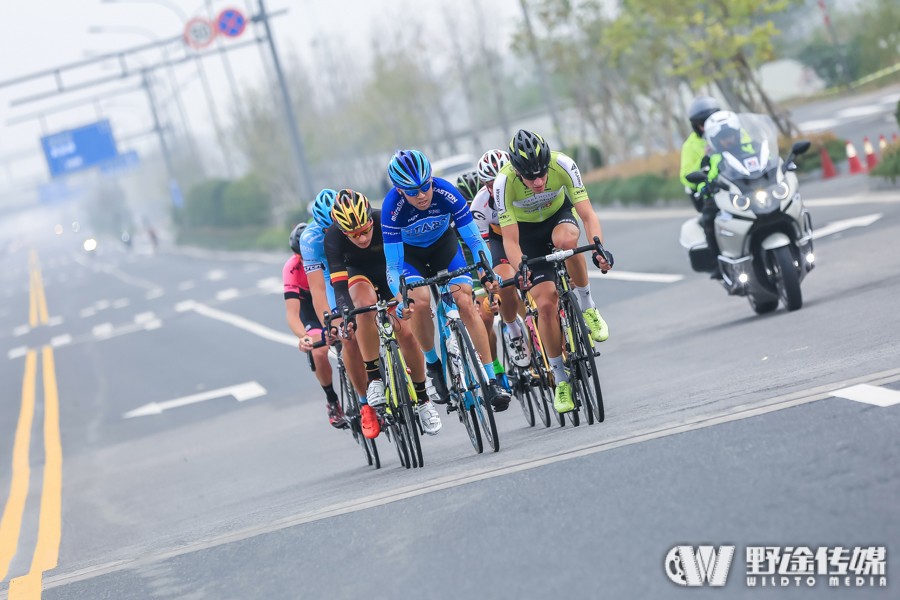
[{"xmin": 326, "ymin": 189, "xmax": 442, "ymax": 436}]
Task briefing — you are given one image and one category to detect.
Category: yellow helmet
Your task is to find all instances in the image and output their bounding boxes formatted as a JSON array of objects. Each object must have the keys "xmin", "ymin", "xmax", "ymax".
[{"xmin": 331, "ymin": 189, "xmax": 372, "ymax": 232}]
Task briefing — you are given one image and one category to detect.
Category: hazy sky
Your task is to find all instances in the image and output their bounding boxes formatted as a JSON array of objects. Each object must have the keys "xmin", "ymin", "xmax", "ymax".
[{"xmin": 0, "ymin": 0, "xmax": 522, "ymax": 188}]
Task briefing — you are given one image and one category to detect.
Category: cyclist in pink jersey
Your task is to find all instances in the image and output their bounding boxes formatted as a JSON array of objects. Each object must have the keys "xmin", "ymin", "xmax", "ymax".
[{"xmin": 285, "ymin": 223, "xmax": 346, "ymax": 429}]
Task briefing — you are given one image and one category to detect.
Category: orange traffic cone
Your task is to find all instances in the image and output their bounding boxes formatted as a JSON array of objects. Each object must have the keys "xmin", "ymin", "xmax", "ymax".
[
  {"xmin": 820, "ymin": 146, "xmax": 837, "ymax": 179},
  {"xmin": 863, "ymin": 136, "xmax": 878, "ymax": 169},
  {"xmin": 879, "ymin": 134, "xmax": 888, "ymax": 154},
  {"xmin": 846, "ymin": 141, "xmax": 865, "ymax": 174}
]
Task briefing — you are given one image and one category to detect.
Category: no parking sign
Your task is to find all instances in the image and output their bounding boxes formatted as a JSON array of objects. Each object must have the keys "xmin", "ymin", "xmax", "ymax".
[{"xmin": 216, "ymin": 8, "xmax": 247, "ymax": 38}]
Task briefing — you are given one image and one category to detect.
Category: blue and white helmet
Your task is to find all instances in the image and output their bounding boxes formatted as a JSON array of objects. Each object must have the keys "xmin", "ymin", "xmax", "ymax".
[
  {"xmin": 387, "ymin": 150, "xmax": 432, "ymax": 189},
  {"xmin": 311, "ymin": 188, "xmax": 336, "ymax": 228}
]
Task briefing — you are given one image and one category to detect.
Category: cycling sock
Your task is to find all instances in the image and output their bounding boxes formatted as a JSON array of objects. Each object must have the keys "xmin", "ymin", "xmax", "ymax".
[
  {"xmin": 424, "ymin": 347, "xmax": 439, "ymax": 363},
  {"xmin": 322, "ymin": 384, "xmax": 338, "ymax": 404},
  {"xmin": 492, "ymin": 359, "xmax": 506, "ymax": 375},
  {"xmin": 503, "ymin": 318, "xmax": 522, "ymax": 339},
  {"xmin": 364, "ymin": 359, "xmax": 380, "ymax": 383},
  {"xmin": 359, "ymin": 393, "xmax": 368, "ymax": 406},
  {"xmin": 575, "ymin": 285, "xmax": 596, "ymax": 310},
  {"xmin": 413, "ymin": 380, "xmax": 428, "ymax": 403},
  {"xmin": 549, "ymin": 355, "xmax": 569, "ymax": 384},
  {"xmin": 482, "ymin": 362, "xmax": 496, "ymax": 381}
]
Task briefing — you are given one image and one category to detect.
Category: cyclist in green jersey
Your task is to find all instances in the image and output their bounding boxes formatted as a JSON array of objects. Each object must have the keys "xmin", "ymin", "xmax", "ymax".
[{"xmin": 494, "ymin": 129, "xmax": 612, "ymax": 414}]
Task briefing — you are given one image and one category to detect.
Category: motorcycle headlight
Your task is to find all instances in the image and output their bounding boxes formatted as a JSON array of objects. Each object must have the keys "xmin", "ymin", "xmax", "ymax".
[
  {"xmin": 771, "ymin": 181, "xmax": 790, "ymax": 200},
  {"xmin": 749, "ymin": 189, "xmax": 778, "ymax": 214},
  {"xmin": 731, "ymin": 194, "xmax": 750, "ymax": 211}
]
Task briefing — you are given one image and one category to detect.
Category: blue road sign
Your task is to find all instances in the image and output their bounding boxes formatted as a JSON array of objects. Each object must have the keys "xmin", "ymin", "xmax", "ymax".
[
  {"xmin": 216, "ymin": 8, "xmax": 246, "ymax": 38},
  {"xmin": 100, "ymin": 150, "xmax": 140, "ymax": 175},
  {"xmin": 41, "ymin": 120, "xmax": 119, "ymax": 178}
]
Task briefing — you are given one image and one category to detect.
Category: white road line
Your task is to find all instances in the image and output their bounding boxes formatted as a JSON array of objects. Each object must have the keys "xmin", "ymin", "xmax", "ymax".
[
  {"xmin": 207, "ymin": 269, "xmax": 226, "ymax": 281},
  {"xmin": 7, "ymin": 347, "xmax": 28, "ymax": 360},
  {"xmin": 80, "ymin": 307, "xmax": 97, "ymax": 319},
  {"xmin": 178, "ymin": 281, "xmax": 196, "ymax": 291},
  {"xmin": 832, "ymin": 384, "xmax": 900, "ymax": 408},
  {"xmin": 835, "ymin": 105, "xmax": 884, "ymax": 119},
  {"xmin": 797, "ymin": 118, "xmax": 840, "ymax": 132},
  {"xmin": 187, "ymin": 302, "xmax": 297, "ymax": 346},
  {"xmin": 122, "ymin": 381, "xmax": 267, "ymax": 418},
  {"xmin": 256, "ymin": 277, "xmax": 282, "ymax": 293},
  {"xmin": 215, "ymin": 288, "xmax": 241, "ymax": 301},
  {"xmin": 145, "ymin": 288, "xmax": 165, "ymax": 300},
  {"xmin": 93, "ymin": 323, "xmax": 114, "ymax": 337},
  {"xmin": 46, "ymin": 315, "xmax": 64, "ymax": 327},
  {"xmin": 175, "ymin": 300, "xmax": 197, "ymax": 312},
  {"xmin": 134, "ymin": 312, "xmax": 157, "ymax": 324},
  {"xmin": 812, "ymin": 213, "xmax": 881, "ymax": 240},
  {"xmin": 112, "ymin": 298, "xmax": 131, "ymax": 309},
  {"xmin": 588, "ymin": 270, "xmax": 683, "ymax": 283},
  {"xmin": 50, "ymin": 334, "xmax": 72, "ymax": 348},
  {"xmin": 96, "ymin": 263, "xmax": 161, "ymax": 291},
  {"xmin": 95, "ymin": 300, "xmax": 111, "ymax": 311},
  {"xmin": 144, "ymin": 320, "xmax": 163, "ymax": 331},
  {"xmin": 13, "ymin": 325, "xmax": 30, "ymax": 337}
]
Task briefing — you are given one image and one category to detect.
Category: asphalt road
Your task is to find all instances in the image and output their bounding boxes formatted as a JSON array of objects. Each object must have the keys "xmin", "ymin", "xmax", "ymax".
[{"xmin": 1, "ymin": 168, "xmax": 898, "ymax": 599}]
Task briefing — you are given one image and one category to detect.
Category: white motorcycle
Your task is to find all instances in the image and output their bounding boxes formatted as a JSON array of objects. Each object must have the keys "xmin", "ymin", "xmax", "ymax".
[{"xmin": 680, "ymin": 113, "xmax": 814, "ymax": 314}]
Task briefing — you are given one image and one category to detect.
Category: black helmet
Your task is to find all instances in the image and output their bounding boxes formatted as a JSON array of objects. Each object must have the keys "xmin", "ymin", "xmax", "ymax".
[
  {"xmin": 688, "ymin": 96, "xmax": 721, "ymax": 136},
  {"xmin": 509, "ymin": 129, "xmax": 551, "ymax": 179},
  {"xmin": 289, "ymin": 222, "xmax": 307, "ymax": 254},
  {"xmin": 455, "ymin": 170, "xmax": 480, "ymax": 203}
]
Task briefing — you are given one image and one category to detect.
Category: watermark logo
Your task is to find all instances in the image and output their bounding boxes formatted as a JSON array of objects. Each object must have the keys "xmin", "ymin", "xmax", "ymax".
[
  {"xmin": 665, "ymin": 545, "xmax": 735, "ymax": 587},
  {"xmin": 665, "ymin": 545, "xmax": 887, "ymax": 589}
]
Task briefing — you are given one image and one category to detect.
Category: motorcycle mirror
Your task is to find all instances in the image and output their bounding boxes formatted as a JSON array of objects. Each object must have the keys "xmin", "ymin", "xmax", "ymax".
[
  {"xmin": 685, "ymin": 171, "xmax": 707, "ymax": 185},
  {"xmin": 791, "ymin": 140, "xmax": 811, "ymax": 156}
]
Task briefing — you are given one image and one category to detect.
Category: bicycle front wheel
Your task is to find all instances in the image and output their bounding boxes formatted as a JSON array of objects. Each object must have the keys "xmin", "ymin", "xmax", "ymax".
[
  {"xmin": 569, "ymin": 294, "xmax": 605, "ymax": 424},
  {"xmin": 457, "ymin": 325, "xmax": 499, "ymax": 453},
  {"xmin": 390, "ymin": 347, "xmax": 423, "ymax": 468}
]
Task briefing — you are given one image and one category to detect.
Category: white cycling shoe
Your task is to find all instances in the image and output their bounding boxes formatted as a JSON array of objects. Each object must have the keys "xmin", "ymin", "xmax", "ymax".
[
  {"xmin": 366, "ymin": 379, "xmax": 386, "ymax": 408},
  {"xmin": 417, "ymin": 400, "xmax": 442, "ymax": 435}
]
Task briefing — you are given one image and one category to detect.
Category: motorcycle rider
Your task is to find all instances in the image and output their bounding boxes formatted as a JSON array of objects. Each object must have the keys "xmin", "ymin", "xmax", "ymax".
[{"xmin": 680, "ymin": 96, "xmax": 722, "ymax": 278}]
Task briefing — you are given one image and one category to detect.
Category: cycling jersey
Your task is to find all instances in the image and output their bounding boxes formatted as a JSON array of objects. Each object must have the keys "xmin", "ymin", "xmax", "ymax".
[
  {"xmin": 470, "ymin": 187, "xmax": 501, "ymax": 240},
  {"xmin": 282, "ymin": 254, "xmax": 321, "ymax": 329},
  {"xmin": 324, "ymin": 209, "xmax": 391, "ymax": 310},
  {"xmin": 298, "ymin": 221, "xmax": 337, "ymax": 310},
  {"xmin": 382, "ymin": 177, "xmax": 491, "ymax": 296},
  {"xmin": 282, "ymin": 254, "xmax": 310, "ymax": 296},
  {"xmin": 494, "ymin": 151, "xmax": 588, "ymax": 226}
]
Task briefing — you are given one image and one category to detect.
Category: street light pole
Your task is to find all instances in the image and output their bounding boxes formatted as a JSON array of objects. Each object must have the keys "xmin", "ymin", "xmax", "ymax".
[
  {"xmin": 257, "ymin": 0, "xmax": 315, "ymax": 201},
  {"xmin": 101, "ymin": 0, "xmax": 237, "ymax": 177},
  {"xmin": 89, "ymin": 26, "xmax": 204, "ymax": 174}
]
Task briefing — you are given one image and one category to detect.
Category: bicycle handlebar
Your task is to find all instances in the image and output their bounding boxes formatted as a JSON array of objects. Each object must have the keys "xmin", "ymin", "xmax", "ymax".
[{"xmin": 400, "ymin": 251, "xmax": 495, "ymax": 308}]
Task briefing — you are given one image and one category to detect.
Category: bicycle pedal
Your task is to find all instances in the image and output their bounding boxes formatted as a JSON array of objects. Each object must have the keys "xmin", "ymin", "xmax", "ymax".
[{"xmin": 446, "ymin": 404, "xmax": 457, "ymax": 414}]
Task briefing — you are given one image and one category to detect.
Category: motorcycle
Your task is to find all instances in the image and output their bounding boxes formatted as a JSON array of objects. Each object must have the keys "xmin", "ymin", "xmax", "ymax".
[{"xmin": 680, "ymin": 113, "xmax": 814, "ymax": 314}]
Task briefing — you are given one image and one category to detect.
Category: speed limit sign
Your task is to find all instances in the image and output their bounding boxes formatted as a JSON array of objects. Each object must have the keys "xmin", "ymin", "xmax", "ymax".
[{"xmin": 184, "ymin": 17, "xmax": 216, "ymax": 49}]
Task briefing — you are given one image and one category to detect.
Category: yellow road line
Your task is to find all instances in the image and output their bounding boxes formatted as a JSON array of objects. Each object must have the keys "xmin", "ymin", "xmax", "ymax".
[
  {"xmin": 9, "ymin": 347, "xmax": 64, "ymax": 599},
  {"xmin": 28, "ymin": 265, "xmax": 37, "ymax": 329},
  {"xmin": 35, "ymin": 269, "xmax": 49, "ymax": 326},
  {"xmin": 0, "ymin": 350, "xmax": 38, "ymax": 581}
]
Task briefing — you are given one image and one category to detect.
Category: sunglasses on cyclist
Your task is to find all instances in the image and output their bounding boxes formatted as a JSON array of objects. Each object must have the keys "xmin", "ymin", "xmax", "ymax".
[
  {"xmin": 400, "ymin": 179, "xmax": 433, "ymax": 197},
  {"xmin": 345, "ymin": 222, "xmax": 374, "ymax": 239},
  {"xmin": 520, "ymin": 169, "xmax": 548, "ymax": 181}
]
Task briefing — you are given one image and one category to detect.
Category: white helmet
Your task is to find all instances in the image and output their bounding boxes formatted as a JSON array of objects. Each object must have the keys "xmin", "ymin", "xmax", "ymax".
[
  {"xmin": 703, "ymin": 111, "xmax": 741, "ymax": 150},
  {"xmin": 476, "ymin": 149, "xmax": 510, "ymax": 184}
]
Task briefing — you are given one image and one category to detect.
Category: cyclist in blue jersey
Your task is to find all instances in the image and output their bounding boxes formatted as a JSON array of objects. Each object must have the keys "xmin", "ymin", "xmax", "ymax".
[
  {"xmin": 301, "ymin": 189, "xmax": 376, "ymax": 437},
  {"xmin": 382, "ymin": 149, "xmax": 511, "ymax": 412}
]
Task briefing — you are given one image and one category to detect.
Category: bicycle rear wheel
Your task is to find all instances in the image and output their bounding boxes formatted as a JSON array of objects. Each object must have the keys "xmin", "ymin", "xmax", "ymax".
[
  {"xmin": 502, "ymin": 321, "xmax": 534, "ymax": 427},
  {"xmin": 570, "ymin": 295, "xmax": 605, "ymax": 424},
  {"xmin": 457, "ymin": 325, "xmax": 499, "ymax": 453},
  {"xmin": 339, "ymin": 362, "xmax": 374, "ymax": 466}
]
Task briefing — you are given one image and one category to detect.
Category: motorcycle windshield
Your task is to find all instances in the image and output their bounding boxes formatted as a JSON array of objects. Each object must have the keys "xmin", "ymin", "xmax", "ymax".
[{"xmin": 706, "ymin": 113, "xmax": 780, "ymax": 185}]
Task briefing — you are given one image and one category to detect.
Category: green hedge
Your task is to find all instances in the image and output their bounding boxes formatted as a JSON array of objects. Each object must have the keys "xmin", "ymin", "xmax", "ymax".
[
  {"xmin": 794, "ymin": 137, "xmax": 846, "ymax": 174},
  {"xmin": 178, "ymin": 173, "xmax": 271, "ymax": 228},
  {"xmin": 586, "ymin": 174, "xmax": 684, "ymax": 206},
  {"xmin": 870, "ymin": 143, "xmax": 900, "ymax": 183}
]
